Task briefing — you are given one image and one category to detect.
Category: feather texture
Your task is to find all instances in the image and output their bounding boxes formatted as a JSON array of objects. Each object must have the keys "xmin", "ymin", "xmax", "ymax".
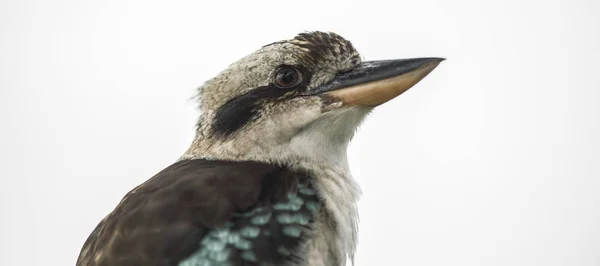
[{"xmin": 76, "ymin": 159, "xmax": 321, "ymax": 266}]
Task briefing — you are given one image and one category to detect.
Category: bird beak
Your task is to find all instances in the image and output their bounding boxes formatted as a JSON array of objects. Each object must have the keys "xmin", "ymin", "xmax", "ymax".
[{"xmin": 314, "ymin": 58, "xmax": 444, "ymax": 106}]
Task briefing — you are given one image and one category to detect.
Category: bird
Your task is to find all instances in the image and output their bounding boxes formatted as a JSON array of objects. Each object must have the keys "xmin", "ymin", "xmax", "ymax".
[{"xmin": 76, "ymin": 31, "xmax": 444, "ymax": 266}]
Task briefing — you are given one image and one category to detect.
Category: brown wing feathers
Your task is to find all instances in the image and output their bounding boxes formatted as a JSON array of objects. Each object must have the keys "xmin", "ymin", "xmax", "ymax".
[{"xmin": 76, "ymin": 159, "xmax": 319, "ymax": 266}]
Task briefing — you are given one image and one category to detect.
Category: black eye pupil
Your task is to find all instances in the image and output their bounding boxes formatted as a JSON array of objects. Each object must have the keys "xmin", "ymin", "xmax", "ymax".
[
  {"xmin": 274, "ymin": 67, "xmax": 302, "ymax": 88},
  {"xmin": 281, "ymin": 71, "xmax": 295, "ymax": 84}
]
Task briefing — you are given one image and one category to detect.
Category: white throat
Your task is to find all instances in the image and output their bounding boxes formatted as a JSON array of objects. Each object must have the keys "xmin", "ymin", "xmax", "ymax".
[{"xmin": 287, "ymin": 107, "xmax": 369, "ymax": 167}]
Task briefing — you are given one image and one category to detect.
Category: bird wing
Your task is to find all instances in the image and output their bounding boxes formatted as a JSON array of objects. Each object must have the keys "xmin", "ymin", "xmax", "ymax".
[{"xmin": 76, "ymin": 159, "xmax": 321, "ymax": 266}]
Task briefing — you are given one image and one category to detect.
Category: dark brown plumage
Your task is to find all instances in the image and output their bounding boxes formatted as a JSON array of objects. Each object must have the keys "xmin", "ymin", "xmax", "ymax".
[{"xmin": 76, "ymin": 159, "xmax": 320, "ymax": 266}]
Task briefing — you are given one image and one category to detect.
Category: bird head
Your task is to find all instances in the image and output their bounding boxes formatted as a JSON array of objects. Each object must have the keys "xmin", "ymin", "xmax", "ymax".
[{"xmin": 185, "ymin": 32, "xmax": 443, "ymax": 165}]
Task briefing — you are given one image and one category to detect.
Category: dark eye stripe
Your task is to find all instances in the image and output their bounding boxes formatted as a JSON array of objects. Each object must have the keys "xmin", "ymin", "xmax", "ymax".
[
  {"xmin": 212, "ymin": 86, "xmax": 291, "ymax": 137},
  {"xmin": 211, "ymin": 66, "xmax": 312, "ymax": 137}
]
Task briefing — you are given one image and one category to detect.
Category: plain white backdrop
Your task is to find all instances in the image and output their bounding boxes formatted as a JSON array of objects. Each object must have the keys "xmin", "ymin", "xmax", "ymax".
[{"xmin": 1, "ymin": 0, "xmax": 599, "ymax": 265}]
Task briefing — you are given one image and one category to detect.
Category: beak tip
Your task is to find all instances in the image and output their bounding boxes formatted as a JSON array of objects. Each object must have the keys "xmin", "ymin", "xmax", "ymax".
[
  {"xmin": 429, "ymin": 57, "xmax": 446, "ymax": 64},
  {"xmin": 419, "ymin": 57, "xmax": 445, "ymax": 74},
  {"xmin": 424, "ymin": 57, "xmax": 446, "ymax": 66},
  {"xmin": 424, "ymin": 57, "xmax": 445, "ymax": 72}
]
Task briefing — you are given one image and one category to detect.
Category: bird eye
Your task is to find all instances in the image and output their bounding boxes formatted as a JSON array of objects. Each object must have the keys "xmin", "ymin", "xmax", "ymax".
[{"xmin": 273, "ymin": 66, "xmax": 303, "ymax": 89}]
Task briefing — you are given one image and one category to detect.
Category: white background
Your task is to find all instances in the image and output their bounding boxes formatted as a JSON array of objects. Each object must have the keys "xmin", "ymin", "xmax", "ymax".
[{"xmin": 2, "ymin": 0, "xmax": 600, "ymax": 265}]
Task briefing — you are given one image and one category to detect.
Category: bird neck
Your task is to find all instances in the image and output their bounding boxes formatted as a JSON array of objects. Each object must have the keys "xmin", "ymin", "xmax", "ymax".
[
  {"xmin": 180, "ymin": 129, "xmax": 350, "ymax": 170},
  {"xmin": 181, "ymin": 130, "xmax": 361, "ymax": 266}
]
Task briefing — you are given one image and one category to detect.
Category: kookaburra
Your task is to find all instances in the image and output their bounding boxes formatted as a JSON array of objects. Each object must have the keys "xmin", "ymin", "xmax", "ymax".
[{"xmin": 76, "ymin": 31, "xmax": 443, "ymax": 266}]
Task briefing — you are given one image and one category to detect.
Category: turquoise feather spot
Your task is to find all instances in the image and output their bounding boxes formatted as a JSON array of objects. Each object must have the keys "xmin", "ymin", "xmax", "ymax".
[
  {"xmin": 201, "ymin": 238, "xmax": 226, "ymax": 252},
  {"xmin": 276, "ymin": 213, "xmax": 310, "ymax": 224},
  {"xmin": 225, "ymin": 234, "xmax": 241, "ymax": 244},
  {"xmin": 250, "ymin": 213, "xmax": 271, "ymax": 225},
  {"xmin": 241, "ymin": 251, "xmax": 257, "ymax": 262},
  {"xmin": 292, "ymin": 213, "xmax": 310, "ymax": 224},
  {"xmin": 305, "ymin": 201, "xmax": 319, "ymax": 212},
  {"xmin": 287, "ymin": 194, "xmax": 304, "ymax": 205},
  {"xmin": 209, "ymin": 228, "xmax": 229, "ymax": 238},
  {"xmin": 276, "ymin": 213, "xmax": 294, "ymax": 224},
  {"xmin": 273, "ymin": 202, "xmax": 301, "ymax": 211},
  {"xmin": 205, "ymin": 241, "xmax": 226, "ymax": 252},
  {"xmin": 298, "ymin": 187, "xmax": 315, "ymax": 196},
  {"xmin": 233, "ymin": 238, "xmax": 251, "ymax": 250},
  {"xmin": 283, "ymin": 226, "xmax": 302, "ymax": 237},
  {"xmin": 239, "ymin": 226, "xmax": 260, "ymax": 238}
]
